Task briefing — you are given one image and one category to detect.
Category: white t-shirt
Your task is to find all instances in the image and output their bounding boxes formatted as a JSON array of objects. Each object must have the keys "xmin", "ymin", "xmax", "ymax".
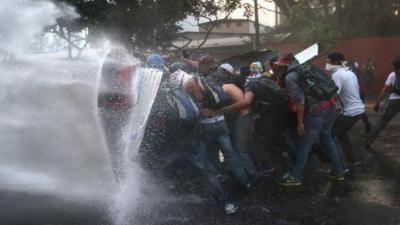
[
  {"xmin": 384, "ymin": 72, "xmax": 400, "ymax": 100},
  {"xmin": 332, "ymin": 68, "xmax": 365, "ymax": 117}
]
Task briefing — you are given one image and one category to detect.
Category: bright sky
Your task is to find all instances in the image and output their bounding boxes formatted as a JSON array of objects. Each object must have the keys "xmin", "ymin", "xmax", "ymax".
[{"xmin": 180, "ymin": 0, "xmax": 278, "ymax": 32}]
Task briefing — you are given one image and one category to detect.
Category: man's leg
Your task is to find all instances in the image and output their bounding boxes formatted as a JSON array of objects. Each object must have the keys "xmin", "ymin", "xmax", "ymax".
[
  {"xmin": 233, "ymin": 114, "xmax": 256, "ymax": 175},
  {"xmin": 215, "ymin": 121, "xmax": 252, "ymax": 187},
  {"xmin": 360, "ymin": 113, "xmax": 372, "ymax": 133},
  {"xmin": 290, "ymin": 113, "xmax": 324, "ymax": 180},
  {"xmin": 190, "ymin": 140, "xmax": 224, "ymax": 199},
  {"xmin": 332, "ymin": 114, "xmax": 361, "ymax": 164},
  {"xmin": 320, "ymin": 107, "xmax": 345, "ymax": 176},
  {"xmin": 369, "ymin": 99, "xmax": 400, "ymax": 144}
]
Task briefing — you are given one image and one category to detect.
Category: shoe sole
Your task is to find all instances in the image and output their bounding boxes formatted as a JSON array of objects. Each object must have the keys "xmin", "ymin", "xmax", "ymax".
[
  {"xmin": 278, "ymin": 182, "xmax": 302, "ymax": 186},
  {"xmin": 327, "ymin": 176, "xmax": 345, "ymax": 181},
  {"xmin": 225, "ymin": 207, "xmax": 238, "ymax": 214}
]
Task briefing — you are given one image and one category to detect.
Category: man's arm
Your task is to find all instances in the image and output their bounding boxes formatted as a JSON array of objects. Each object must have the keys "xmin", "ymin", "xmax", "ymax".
[
  {"xmin": 222, "ymin": 91, "xmax": 254, "ymax": 113},
  {"xmin": 285, "ymin": 72, "xmax": 306, "ymax": 136}
]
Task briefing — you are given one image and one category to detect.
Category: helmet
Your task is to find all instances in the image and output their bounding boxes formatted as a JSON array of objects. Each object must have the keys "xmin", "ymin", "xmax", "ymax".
[{"xmin": 146, "ymin": 54, "xmax": 165, "ymax": 70}]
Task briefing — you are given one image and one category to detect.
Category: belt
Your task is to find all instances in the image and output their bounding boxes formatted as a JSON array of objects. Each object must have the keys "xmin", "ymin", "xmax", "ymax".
[
  {"xmin": 200, "ymin": 115, "xmax": 225, "ymax": 124},
  {"xmin": 313, "ymin": 99, "xmax": 336, "ymax": 112}
]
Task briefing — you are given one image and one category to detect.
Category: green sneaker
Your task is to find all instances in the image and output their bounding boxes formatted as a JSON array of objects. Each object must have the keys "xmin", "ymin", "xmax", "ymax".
[
  {"xmin": 327, "ymin": 171, "xmax": 345, "ymax": 181},
  {"xmin": 279, "ymin": 175, "xmax": 302, "ymax": 186}
]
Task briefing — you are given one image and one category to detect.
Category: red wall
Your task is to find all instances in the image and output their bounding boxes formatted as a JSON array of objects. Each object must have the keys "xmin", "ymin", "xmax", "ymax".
[{"xmin": 266, "ymin": 36, "xmax": 400, "ymax": 92}]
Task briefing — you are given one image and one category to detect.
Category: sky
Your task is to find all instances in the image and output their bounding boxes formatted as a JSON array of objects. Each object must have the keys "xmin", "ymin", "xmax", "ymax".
[{"xmin": 179, "ymin": 0, "xmax": 278, "ymax": 32}]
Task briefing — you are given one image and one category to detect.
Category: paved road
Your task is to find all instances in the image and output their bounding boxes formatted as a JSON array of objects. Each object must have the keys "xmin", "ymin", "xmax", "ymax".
[{"xmin": 2, "ymin": 110, "xmax": 400, "ymax": 225}]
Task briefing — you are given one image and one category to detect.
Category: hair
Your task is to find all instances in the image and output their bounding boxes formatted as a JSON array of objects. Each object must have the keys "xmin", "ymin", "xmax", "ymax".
[
  {"xmin": 392, "ymin": 56, "xmax": 400, "ymax": 70},
  {"xmin": 276, "ymin": 52, "xmax": 295, "ymax": 66},
  {"xmin": 267, "ymin": 55, "xmax": 278, "ymax": 66},
  {"xmin": 199, "ymin": 55, "xmax": 217, "ymax": 69},
  {"xmin": 328, "ymin": 52, "xmax": 346, "ymax": 65},
  {"xmin": 240, "ymin": 66, "xmax": 250, "ymax": 77}
]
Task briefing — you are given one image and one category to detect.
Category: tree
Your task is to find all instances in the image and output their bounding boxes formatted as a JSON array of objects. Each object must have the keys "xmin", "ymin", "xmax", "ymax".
[
  {"xmin": 53, "ymin": 0, "xmax": 241, "ymax": 51},
  {"xmin": 270, "ymin": 0, "xmax": 400, "ymax": 46}
]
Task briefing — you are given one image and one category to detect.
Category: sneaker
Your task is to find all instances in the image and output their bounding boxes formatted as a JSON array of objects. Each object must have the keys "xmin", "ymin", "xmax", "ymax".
[
  {"xmin": 278, "ymin": 175, "xmax": 302, "ymax": 186},
  {"xmin": 224, "ymin": 202, "xmax": 238, "ymax": 214},
  {"xmin": 351, "ymin": 161, "xmax": 362, "ymax": 167},
  {"xmin": 327, "ymin": 171, "xmax": 345, "ymax": 181},
  {"xmin": 255, "ymin": 167, "xmax": 275, "ymax": 176}
]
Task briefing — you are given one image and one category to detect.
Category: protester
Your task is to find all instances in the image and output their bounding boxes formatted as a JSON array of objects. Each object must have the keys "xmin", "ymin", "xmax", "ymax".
[
  {"xmin": 348, "ymin": 57, "xmax": 372, "ymax": 133},
  {"xmin": 98, "ymin": 46, "xmax": 136, "ymax": 182},
  {"xmin": 184, "ymin": 55, "xmax": 253, "ymax": 213},
  {"xmin": 275, "ymin": 53, "xmax": 345, "ymax": 186},
  {"xmin": 366, "ymin": 56, "xmax": 400, "ymax": 146},
  {"xmin": 217, "ymin": 63, "xmax": 257, "ymax": 177},
  {"xmin": 223, "ymin": 61, "xmax": 289, "ymax": 173},
  {"xmin": 326, "ymin": 52, "xmax": 365, "ymax": 166},
  {"xmin": 365, "ymin": 58, "xmax": 377, "ymax": 97},
  {"xmin": 146, "ymin": 53, "xmax": 167, "ymax": 71},
  {"xmin": 263, "ymin": 55, "xmax": 279, "ymax": 80}
]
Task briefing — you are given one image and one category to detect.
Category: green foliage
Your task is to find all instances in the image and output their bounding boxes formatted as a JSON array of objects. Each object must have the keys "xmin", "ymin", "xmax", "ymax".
[
  {"xmin": 288, "ymin": 0, "xmax": 341, "ymax": 48},
  {"xmin": 53, "ymin": 0, "xmax": 241, "ymax": 50},
  {"xmin": 271, "ymin": 0, "xmax": 400, "ymax": 47}
]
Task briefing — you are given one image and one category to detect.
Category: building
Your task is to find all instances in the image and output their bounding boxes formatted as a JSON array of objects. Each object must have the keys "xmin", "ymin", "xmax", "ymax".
[
  {"xmin": 173, "ymin": 19, "xmax": 274, "ymax": 59},
  {"xmin": 198, "ymin": 19, "xmax": 270, "ymax": 34}
]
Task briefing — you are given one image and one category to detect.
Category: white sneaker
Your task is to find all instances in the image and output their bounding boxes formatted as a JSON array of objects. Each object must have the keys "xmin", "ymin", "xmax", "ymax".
[{"xmin": 224, "ymin": 203, "xmax": 238, "ymax": 214}]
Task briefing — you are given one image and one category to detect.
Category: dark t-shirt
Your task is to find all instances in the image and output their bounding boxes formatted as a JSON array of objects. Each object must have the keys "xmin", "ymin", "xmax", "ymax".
[{"xmin": 245, "ymin": 78, "xmax": 288, "ymax": 113}]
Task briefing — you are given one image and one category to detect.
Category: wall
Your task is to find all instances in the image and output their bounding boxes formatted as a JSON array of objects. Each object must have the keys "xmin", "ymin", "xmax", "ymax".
[{"xmin": 266, "ymin": 36, "xmax": 400, "ymax": 92}]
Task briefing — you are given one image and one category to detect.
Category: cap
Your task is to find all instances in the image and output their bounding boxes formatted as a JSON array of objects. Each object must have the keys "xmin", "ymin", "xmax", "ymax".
[{"xmin": 219, "ymin": 63, "xmax": 234, "ymax": 74}]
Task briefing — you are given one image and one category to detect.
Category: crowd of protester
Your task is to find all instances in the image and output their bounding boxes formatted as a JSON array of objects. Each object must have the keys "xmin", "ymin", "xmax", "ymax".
[{"xmin": 102, "ymin": 48, "xmax": 400, "ymax": 214}]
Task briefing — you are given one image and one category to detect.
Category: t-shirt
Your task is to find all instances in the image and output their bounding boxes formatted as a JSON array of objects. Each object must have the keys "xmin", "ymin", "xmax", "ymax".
[
  {"xmin": 331, "ymin": 68, "xmax": 365, "ymax": 117},
  {"xmin": 385, "ymin": 72, "xmax": 400, "ymax": 100},
  {"xmin": 245, "ymin": 78, "xmax": 288, "ymax": 112}
]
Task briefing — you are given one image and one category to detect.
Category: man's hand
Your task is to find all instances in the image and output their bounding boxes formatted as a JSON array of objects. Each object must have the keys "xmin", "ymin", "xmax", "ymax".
[
  {"xmin": 374, "ymin": 102, "xmax": 380, "ymax": 112},
  {"xmin": 297, "ymin": 123, "xmax": 305, "ymax": 137}
]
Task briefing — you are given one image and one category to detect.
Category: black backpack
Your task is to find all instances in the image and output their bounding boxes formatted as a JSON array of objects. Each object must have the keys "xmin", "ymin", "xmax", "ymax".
[
  {"xmin": 294, "ymin": 63, "xmax": 338, "ymax": 100},
  {"xmin": 152, "ymin": 82, "xmax": 199, "ymax": 129},
  {"xmin": 391, "ymin": 72, "xmax": 400, "ymax": 95},
  {"xmin": 246, "ymin": 77, "xmax": 289, "ymax": 113},
  {"xmin": 194, "ymin": 74, "xmax": 229, "ymax": 109}
]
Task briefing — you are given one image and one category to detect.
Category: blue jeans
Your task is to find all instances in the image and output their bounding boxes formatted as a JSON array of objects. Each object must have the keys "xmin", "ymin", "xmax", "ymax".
[
  {"xmin": 200, "ymin": 119, "xmax": 252, "ymax": 186},
  {"xmin": 291, "ymin": 106, "xmax": 344, "ymax": 180},
  {"xmin": 233, "ymin": 113, "xmax": 256, "ymax": 175},
  {"xmin": 161, "ymin": 130, "xmax": 224, "ymax": 199},
  {"xmin": 369, "ymin": 99, "xmax": 400, "ymax": 143}
]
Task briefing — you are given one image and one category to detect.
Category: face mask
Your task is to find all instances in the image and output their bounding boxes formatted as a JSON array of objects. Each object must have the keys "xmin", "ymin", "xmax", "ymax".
[{"xmin": 325, "ymin": 63, "xmax": 341, "ymax": 71}]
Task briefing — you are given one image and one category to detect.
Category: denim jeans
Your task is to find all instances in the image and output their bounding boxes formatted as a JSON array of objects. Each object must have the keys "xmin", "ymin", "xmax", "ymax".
[
  {"xmin": 291, "ymin": 106, "xmax": 344, "ymax": 180},
  {"xmin": 369, "ymin": 99, "xmax": 400, "ymax": 143},
  {"xmin": 200, "ymin": 119, "xmax": 252, "ymax": 186},
  {"xmin": 161, "ymin": 128, "xmax": 224, "ymax": 199},
  {"xmin": 233, "ymin": 113, "xmax": 256, "ymax": 175},
  {"xmin": 332, "ymin": 113, "xmax": 361, "ymax": 163}
]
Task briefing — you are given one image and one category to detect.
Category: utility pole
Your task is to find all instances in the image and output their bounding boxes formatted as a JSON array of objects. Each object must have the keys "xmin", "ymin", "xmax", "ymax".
[{"xmin": 254, "ymin": 0, "xmax": 261, "ymax": 50}]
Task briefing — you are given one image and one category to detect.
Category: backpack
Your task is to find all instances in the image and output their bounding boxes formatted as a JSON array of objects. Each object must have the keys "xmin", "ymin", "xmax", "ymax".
[
  {"xmin": 246, "ymin": 77, "xmax": 289, "ymax": 113},
  {"xmin": 194, "ymin": 74, "xmax": 229, "ymax": 108},
  {"xmin": 391, "ymin": 72, "xmax": 400, "ymax": 95},
  {"xmin": 156, "ymin": 82, "xmax": 200, "ymax": 128},
  {"xmin": 294, "ymin": 63, "xmax": 338, "ymax": 100}
]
